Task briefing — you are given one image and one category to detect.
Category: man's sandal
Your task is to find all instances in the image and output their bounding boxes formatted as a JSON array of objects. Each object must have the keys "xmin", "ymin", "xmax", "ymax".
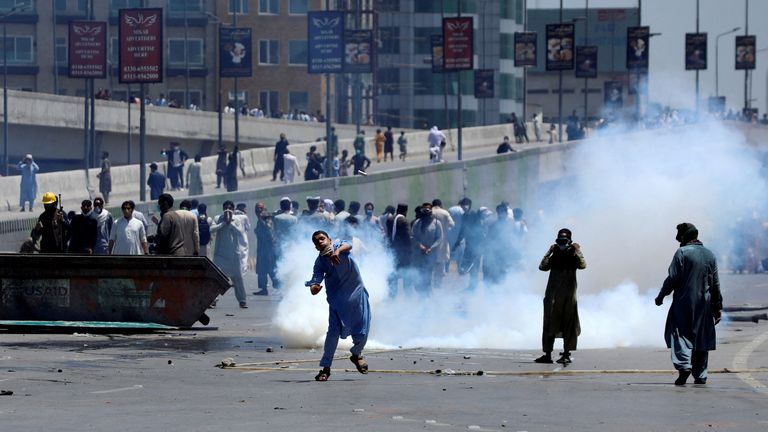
[
  {"xmin": 314, "ymin": 367, "xmax": 331, "ymax": 382},
  {"xmin": 350, "ymin": 354, "xmax": 368, "ymax": 374}
]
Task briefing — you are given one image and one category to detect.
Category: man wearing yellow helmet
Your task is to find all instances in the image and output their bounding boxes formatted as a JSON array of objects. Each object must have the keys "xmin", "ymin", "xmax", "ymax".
[{"xmin": 32, "ymin": 192, "xmax": 69, "ymax": 253}]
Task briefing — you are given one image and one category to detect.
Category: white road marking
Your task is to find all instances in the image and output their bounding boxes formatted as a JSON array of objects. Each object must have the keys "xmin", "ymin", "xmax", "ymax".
[
  {"xmin": 732, "ymin": 329, "xmax": 768, "ymax": 394},
  {"xmin": 91, "ymin": 384, "xmax": 143, "ymax": 394}
]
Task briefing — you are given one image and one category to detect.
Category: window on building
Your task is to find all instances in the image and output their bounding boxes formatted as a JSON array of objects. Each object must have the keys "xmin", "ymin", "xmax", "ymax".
[
  {"xmin": 378, "ymin": 27, "xmax": 399, "ymax": 55},
  {"xmin": 168, "ymin": 39, "xmax": 204, "ymax": 66},
  {"xmin": 499, "ymin": 73, "xmax": 514, "ymax": 99},
  {"xmin": 501, "ymin": 0, "xmax": 515, "ymax": 20},
  {"xmin": 289, "ymin": 91, "xmax": 308, "ymax": 112},
  {"xmin": 55, "ymin": 36, "xmax": 67, "ymax": 65},
  {"xmin": 109, "ymin": 37, "xmax": 118, "ymax": 66},
  {"xmin": 228, "ymin": 90, "xmax": 248, "ymax": 105},
  {"xmin": 55, "ymin": 0, "xmax": 67, "ymax": 11},
  {"xmin": 288, "ymin": 0, "xmax": 307, "ymax": 14},
  {"xmin": 228, "ymin": 0, "xmax": 248, "ymax": 15},
  {"xmin": 414, "ymin": 0, "xmax": 473, "ymax": 14},
  {"xmin": 57, "ymin": 0, "xmax": 88, "ymax": 12},
  {"xmin": 500, "ymin": 33, "xmax": 514, "ymax": 59},
  {"xmin": 515, "ymin": 77, "xmax": 524, "ymax": 102},
  {"xmin": 515, "ymin": 0, "xmax": 524, "ymax": 25},
  {"xmin": 0, "ymin": 36, "xmax": 33, "ymax": 64},
  {"xmin": 110, "ymin": 0, "xmax": 142, "ymax": 15},
  {"xmin": 288, "ymin": 40, "xmax": 307, "ymax": 65},
  {"xmin": 378, "ymin": 0, "xmax": 399, "ymax": 12},
  {"xmin": 77, "ymin": 0, "xmax": 87, "ymax": 11},
  {"xmin": 413, "ymin": 68, "xmax": 443, "ymax": 95},
  {"xmin": 259, "ymin": 90, "xmax": 279, "ymax": 116},
  {"xmin": 414, "ymin": 27, "xmax": 440, "ymax": 55},
  {"xmin": 259, "ymin": 39, "xmax": 279, "ymax": 65},
  {"xmin": 169, "ymin": 90, "xmax": 202, "ymax": 108},
  {"xmin": 259, "ymin": 0, "xmax": 279, "ymax": 15},
  {"xmin": 0, "ymin": 0, "xmax": 32, "ymax": 12},
  {"xmin": 377, "ymin": 68, "xmax": 399, "ymax": 95},
  {"xmin": 168, "ymin": 0, "xmax": 203, "ymax": 14}
]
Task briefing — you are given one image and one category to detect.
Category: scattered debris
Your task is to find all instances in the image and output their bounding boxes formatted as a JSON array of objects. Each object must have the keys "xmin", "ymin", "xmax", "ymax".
[
  {"xmin": 0, "ymin": 390, "xmax": 13, "ymax": 396},
  {"xmin": 274, "ymin": 407, "xmax": 286, "ymax": 410},
  {"xmin": 463, "ymin": 355, "xmax": 471, "ymax": 359},
  {"xmin": 266, "ymin": 347, "xmax": 274, "ymax": 353},
  {"xmin": 167, "ymin": 360, "xmax": 173, "ymax": 365},
  {"xmin": 476, "ymin": 371, "xmax": 484, "ymax": 376},
  {"xmin": 218, "ymin": 358, "xmax": 236, "ymax": 368},
  {"xmin": 353, "ymin": 408, "xmax": 365, "ymax": 413}
]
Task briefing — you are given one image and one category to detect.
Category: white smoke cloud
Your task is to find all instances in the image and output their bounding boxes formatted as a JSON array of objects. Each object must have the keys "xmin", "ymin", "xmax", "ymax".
[{"xmin": 274, "ymin": 120, "xmax": 763, "ymax": 351}]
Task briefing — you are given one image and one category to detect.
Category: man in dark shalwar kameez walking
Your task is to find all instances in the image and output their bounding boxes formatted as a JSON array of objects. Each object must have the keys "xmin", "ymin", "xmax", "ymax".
[
  {"xmin": 535, "ymin": 228, "xmax": 586, "ymax": 365},
  {"xmin": 306, "ymin": 231, "xmax": 371, "ymax": 382},
  {"xmin": 655, "ymin": 223, "xmax": 723, "ymax": 386}
]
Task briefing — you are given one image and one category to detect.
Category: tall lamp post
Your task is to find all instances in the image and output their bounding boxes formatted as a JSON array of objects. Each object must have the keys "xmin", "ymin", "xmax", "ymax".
[
  {"xmin": 2, "ymin": 5, "xmax": 27, "ymax": 177},
  {"xmin": 715, "ymin": 27, "xmax": 740, "ymax": 97},
  {"xmin": 206, "ymin": 12, "xmax": 225, "ymax": 150}
]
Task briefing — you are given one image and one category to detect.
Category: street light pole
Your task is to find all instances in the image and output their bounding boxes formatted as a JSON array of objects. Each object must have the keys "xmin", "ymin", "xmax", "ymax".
[
  {"xmin": 695, "ymin": 0, "xmax": 699, "ymax": 116},
  {"xmin": 715, "ymin": 27, "xmax": 740, "ymax": 97},
  {"xmin": 584, "ymin": 0, "xmax": 589, "ymax": 123},
  {"xmin": 233, "ymin": 9, "xmax": 239, "ymax": 151},
  {"xmin": 743, "ymin": 0, "xmax": 749, "ymax": 112},
  {"xmin": 558, "ymin": 0, "xmax": 563, "ymax": 143},
  {"xmin": 184, "ymin": 1, "xmax": 190, "ymax": 108},
  {"xmin": 2, "ymin": 5, "xmax": 26, "ymax": 177}
]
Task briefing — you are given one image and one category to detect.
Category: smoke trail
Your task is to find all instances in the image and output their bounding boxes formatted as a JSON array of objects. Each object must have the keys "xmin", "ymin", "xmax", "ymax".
[{"xmin": 274, "ymin": 121, "xmax": 763, "ymax": 350}]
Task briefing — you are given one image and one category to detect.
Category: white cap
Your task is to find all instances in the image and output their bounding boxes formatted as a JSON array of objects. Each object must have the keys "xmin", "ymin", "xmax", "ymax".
[{"xmin": 24, "ymin": 154, "xmax": 32, "ymax": 160}]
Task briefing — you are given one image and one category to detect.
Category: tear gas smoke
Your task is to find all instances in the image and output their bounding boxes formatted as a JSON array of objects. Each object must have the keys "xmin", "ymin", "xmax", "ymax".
[{"xmin": 274, "ymin": 121, "xmax": 764, "ymax": 350}]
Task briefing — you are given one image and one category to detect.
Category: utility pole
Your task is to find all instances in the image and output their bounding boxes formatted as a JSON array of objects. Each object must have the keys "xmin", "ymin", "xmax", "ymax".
[
  {"xmin": 457, "ymin": 0, "xmax": 463, "ymax": 160},
  {"xmin": 694, "ymin": 0, "xmax": 700, "ymax": 116},
  {"xmin": 584, "ymin": 0, "xmax": 589, "ymax": 123},
  {"xmin": 558, "ymin": 0, "xmax": 563, "ymax": 142},
  {"xmin": 324, "ymin": 0, "xmax": 333, "ymax": 176},
  {"xmin": 744, "ymin": 0, "xmax": 749, "ymax": 112}
]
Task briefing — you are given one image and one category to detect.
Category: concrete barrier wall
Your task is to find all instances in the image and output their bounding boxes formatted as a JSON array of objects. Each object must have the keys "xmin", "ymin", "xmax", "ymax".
[{"xmin": 0, "ymin": 140, "xmax": 573, "ymax": 252}]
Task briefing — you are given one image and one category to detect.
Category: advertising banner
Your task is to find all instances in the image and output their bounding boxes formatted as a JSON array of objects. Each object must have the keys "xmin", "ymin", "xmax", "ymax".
[
  {"xmin": 735, "ymin": 35, "xmax": 756, "ymax": 70},
  {"xmin": 344, "ymin": 30, "xmax": 373, "ymax": 73},
  {"xmin": 626, "ymin": 26, "xmax": 649, "ymax": 70},
  {"xmin": 513, "ymin": 31, "xmax": 537, "ymax": 67},
  {"xmin": 68, "ymin": 21, "xmax": 107, "ymax": 79},
  {"xmin": 431, "ymin": 35, "xmax": 444, "ymax": 73},
  {"xmin": 545, "ymin": 23, "xmax": 574, "ymax": 71},
  {"xmin": 685, "ymin": 33, "xmax": 707, "ymax": 70},
  {"xmin": 474, "ymin": 69, "xmax": 494, "ymax": 99},
  {"xmin": 604, "ymin": 81, "xmax": 623, "ymax": 109},
  {"xmin": 219, "ymin": 27, "xmax": 252, "ymax": 78},
  {"xmin": 118, "ymin": 8, "xmax": 163, "ymax": 83},
  {"xmin": 442, "ymin": 16, "xmax": 473, "ymax": 71},
  {"xmin": 307, "ymin": 11, "xmax": 344, "ymax": 74},
  {"xmin": 574, "ymin": 46, "xmax": 597, "ymax": 78}
]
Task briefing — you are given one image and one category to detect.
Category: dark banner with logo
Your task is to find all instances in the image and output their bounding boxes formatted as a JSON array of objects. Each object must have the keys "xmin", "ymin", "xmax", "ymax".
[
  {"xmin": 308, "ymin": 11, "xmax": 344, "ymax": 74},
  {"xmin": 514, "ymin": 31, "xmax": 537, "ymax": 67},
  {"xmin": 344, "ymin": 30, "xmax": 373, "ymax": 73},
  {"xmin": 735, "ymin": 35, "xmax": 756, "ymax": 70},
  {"xmin": 545, "ymin": 23, "xmax": 574, "ymax": 71},
  {"xmin": 431, "ymin": 35, "xmax": 444, "ymax": 73},
  {"xmin": 68, "ymin": 21, "xmax": 107, "ymax": 79},
  {"xmin": 604, "ymin": 81, "xmax": 623, "ymax": 108},
  {"xmin": 474, "ymin": 69, "xmax": 494, "ymax": 99},
  {"xmin": 219, "ymin": 27, "xmax": 252, "ymax": 78},
  {"xmin": 574, "ymin": 46, "xmax": 597, "ymax": 78},
  {"xmin": 626, "ymin": 26, "xmax": 649, "ymax": 70},
  {"xmin": 685, "ymin": 33, "xmax": 707, "ymax": 70},
  {"xmin": 443, "ymin": 16, "xmax": 473, "ymax": 71},
  {"xmin": 119, "ymin": 8, "xmax": 163, "ymax": 83}
]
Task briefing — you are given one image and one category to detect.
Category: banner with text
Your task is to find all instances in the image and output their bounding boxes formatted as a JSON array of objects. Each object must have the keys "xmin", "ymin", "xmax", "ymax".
[
  {"xmin": 685, "ymin": 33, "xmax": 707, "ymax": 70},
  {"xmin": 118, "ymin": 8, "xmax": 163, "ymax": 83},
  {"xmin": 545, "ymin": 24, "xmax": 574, "ymax": 71},
  {"xmin": 626, "ymin": 26, "xmax": 649, "ymax": 70},
  {"xmin": 474, "ymin": 69, "xmax": 494, "ymax": 99},
  {"xmin": 219, "ymin": 27, "xmax": 252, "ymax": 78},
  {"xmin": 307, "ymin": 11, "xmax": 344, "ymax": 74},
  {"xmin": 574, "ymin": 46, "xmax": 597, "ymax": 78},
  {"xmin": 514, "ymin": 32, "xmax": 537, "ymax": 67},
  {"xmin": 735, "ymin": 35, "xmax": 756, "ymax": 70},
  {"xmin": 344, "ymin": 30, "xmax": 373, "ymax": 73},
  {"xmin": 68, "ymin": 21, "xmax": 107, "ymax": 79},
  {"xmin": 442, "ymin": 17, "xmax": 474, "ymax": 71}
]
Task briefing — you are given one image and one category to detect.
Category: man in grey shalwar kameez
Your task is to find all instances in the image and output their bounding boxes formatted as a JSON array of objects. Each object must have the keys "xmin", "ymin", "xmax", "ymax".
[
  {"xmin": 411, "ymin": 203, "xmax": 444, "ymax": 293},
  {"xmin": 306, "ymin": 231, "xmax": 371, "ymax": 382},
  {"xmin": 655, "ymin": 223, "xmax": 722, "ymax": 385},
  {"xmin": 211, "ymin": 209, "xmax": 249, "ymax": 308},
  {"xmin": 535, "ymin": 228, "xmax": 586, "ymax": 365}
]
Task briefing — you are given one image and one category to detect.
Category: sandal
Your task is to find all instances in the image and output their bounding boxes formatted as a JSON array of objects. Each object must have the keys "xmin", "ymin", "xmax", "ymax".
[
  {"xmin": 314, "ymin": 367, "xmax": 331, "ymax": 382},
  {"xmin": 350, "ymin": 354, "xmax": 368, "ymax": 374}
]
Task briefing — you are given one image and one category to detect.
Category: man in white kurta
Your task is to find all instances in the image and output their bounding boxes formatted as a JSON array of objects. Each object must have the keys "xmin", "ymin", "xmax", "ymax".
[{"xmin": 108, "ymin": 201, "xmax": 148, "ymax": 255}]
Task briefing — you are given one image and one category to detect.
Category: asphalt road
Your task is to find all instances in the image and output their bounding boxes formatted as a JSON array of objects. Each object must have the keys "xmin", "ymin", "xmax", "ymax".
[{"xmin": 0, "ymin": 272, "xmax": 766, "ymax": 431}]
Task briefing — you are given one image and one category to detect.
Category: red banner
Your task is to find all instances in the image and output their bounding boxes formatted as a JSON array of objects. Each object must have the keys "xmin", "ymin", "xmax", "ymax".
[
  {"xmin": 442, "ymin": 17, "xmax": 473, "ymax": 71},
  {"xmin": 119, "ymin": 8, "xmax": 163, "ymax": 83},
  {"xmin": 68, "ymin": 21, "xmax": 107, "ymax": 79}
]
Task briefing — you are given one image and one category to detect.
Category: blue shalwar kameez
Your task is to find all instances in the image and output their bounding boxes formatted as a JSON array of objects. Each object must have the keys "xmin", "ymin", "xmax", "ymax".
[{"xmin": 307, "ymin": 240, "xmax": 371, "ymax": 368}]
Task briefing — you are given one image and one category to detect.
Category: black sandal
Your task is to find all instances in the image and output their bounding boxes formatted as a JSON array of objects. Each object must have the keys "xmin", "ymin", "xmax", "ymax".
[
  {"xmin": 350, "ymin": 355, "xmax": 368, "ymax": 374},
  {"xmin": 314, "ymin": 367, "xmax": 331, "ymax": 382}
]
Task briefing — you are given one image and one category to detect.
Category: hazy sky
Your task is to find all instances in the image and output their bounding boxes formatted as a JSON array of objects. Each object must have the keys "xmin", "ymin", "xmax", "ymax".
[{"xmin": 529, "ymin": 0, "xmax": 768, "ymax": 114}]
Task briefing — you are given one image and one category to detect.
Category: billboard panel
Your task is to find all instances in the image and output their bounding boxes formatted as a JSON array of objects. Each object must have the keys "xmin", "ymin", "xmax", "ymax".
[
  {"xmin": 118, "ymin": 8, "xmax": 163, "ymax": 83},
  {"xmin": 219, "ymin": 27, "xmax": 252, "ymax": 78},
  {"xmin": 735, "ymin": 35, "xmax": 756, "ymax": 70},
  {"xmin": 514, "ymin": 31, "xmax": 537, "ymax": 67},
  {"xmin": 68, "ymin": 21, "xmax": 107, "ymax": 79},
  {"xmin": 574, "ymin": 46, "xmax": 597, "ymax": 78},
  {"xmin": 626, "ymin": 26, "xmax": 649, "ymax": 70},
  {"xmin": 430, "ymin": 35, "xmax": 444, "ymax": 73},
  {"xmin": 545, "ymin": 23, "xmax": 574, "ymax": 71},
  {"xmin": 685, "ymin": 32, "xmax": 707, "ymax": 70},
  {"xmin": 307, "ymin": 11, "xmax": 345, "ymax": 74},
  {"xmin": 442, "ymin": 17, "xmax": 474, "ymax": 71},
  {"xmin": 344, "ymin": 30, "xmax": 373, "ymax": 73}
]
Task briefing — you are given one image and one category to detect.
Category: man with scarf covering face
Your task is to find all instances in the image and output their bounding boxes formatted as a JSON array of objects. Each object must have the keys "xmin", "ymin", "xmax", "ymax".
[
  {"xmin": 306, "ymin": 231, "xmax": 371, "ymax": 382},
  {"xmin": 655, "ymin": 223, "xmax": 723, "ymax": 386},
  {"xmin": 535, "ymin": 228, "xmax": 586, "ymax": 365}
]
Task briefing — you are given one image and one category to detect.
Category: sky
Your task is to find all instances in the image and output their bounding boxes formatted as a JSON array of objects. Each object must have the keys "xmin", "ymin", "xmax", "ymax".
[{"xmin": 529, "ymin": 0, "xmax": 768, "ymax": 114}]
